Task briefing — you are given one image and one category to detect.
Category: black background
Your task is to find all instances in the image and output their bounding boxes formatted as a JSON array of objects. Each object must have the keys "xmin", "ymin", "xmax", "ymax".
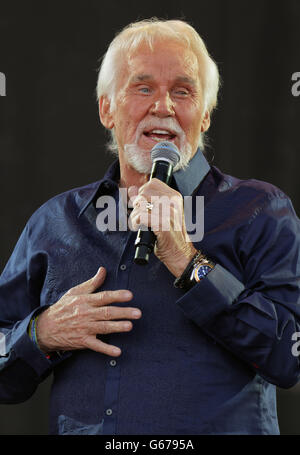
[{"xmin": 0, "ymin": 0, "xmax": 300, "ymax": 435}]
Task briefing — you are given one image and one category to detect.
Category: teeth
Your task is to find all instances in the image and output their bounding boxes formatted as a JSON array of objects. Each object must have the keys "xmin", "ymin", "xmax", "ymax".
[
  {"xmin": 144, "ymin": 129, "xmax": 175, "ymax": 142},
  {"xmin": 152, "ymin": 136, "xmax": 174, "ymax": 142},
  {"xmin": 151, "ymin": 129, "xmax": 172, "ymax": 135}
]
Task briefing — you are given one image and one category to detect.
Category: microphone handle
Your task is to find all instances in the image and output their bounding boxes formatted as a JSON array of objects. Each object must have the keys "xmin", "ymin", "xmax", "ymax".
[{"xmin": 134, "ymin": 160, "xmax": 173, "ymax": 265}]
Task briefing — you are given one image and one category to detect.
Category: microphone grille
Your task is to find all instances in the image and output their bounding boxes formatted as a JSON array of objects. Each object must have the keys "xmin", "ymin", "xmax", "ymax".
[{"xmin": 151, "ymin": 141, "xmax": 180, "ymax": 167}]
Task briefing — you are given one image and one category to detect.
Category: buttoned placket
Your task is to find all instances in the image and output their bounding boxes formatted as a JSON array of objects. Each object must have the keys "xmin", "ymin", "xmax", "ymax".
[{"xmin": 101, "ymin": 224, "xmax": 136, "ymax": 434}]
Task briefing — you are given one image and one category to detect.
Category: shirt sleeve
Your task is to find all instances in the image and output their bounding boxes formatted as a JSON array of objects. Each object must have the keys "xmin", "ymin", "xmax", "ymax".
[
  {"xmin": 0, "ymin": 223, "xmax": 70, "ymax": 404},
  {"xmin": 176, "ymin": 194, "xmax": 300, "ymax": 389}
]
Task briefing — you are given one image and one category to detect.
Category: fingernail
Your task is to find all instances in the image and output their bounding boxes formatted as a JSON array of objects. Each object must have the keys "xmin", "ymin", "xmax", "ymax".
[
  {"xmin": 113, "ymin": 347, "xmax": 121, "ymax": 355},
  {"xmin": 132, "ymin": 310, "xmax": 141, "ymax": 318},
  {"xmin": 124, "ymin": 291, "xmax": 132, "ymax": 298}
]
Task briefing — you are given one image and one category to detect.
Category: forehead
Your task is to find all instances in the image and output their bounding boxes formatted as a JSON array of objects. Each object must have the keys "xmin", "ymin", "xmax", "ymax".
[{"xmin": 119, "ymin": 39, "xmax": 203, "ymax": 86}]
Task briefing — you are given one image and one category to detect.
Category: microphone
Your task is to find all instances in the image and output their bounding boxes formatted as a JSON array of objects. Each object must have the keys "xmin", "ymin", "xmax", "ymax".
[{"xmin": 134, "ymin": 141, "xmax": 180, "ymax": 265}]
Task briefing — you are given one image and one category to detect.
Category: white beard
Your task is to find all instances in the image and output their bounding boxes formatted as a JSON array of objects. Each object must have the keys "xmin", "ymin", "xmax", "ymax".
[
  {"xmin": 124, "ymin": 141, "xmax": 193, "ymax": 175},
  {"xmin": 123, "ymin": 116, "xmax": 195, "ymax": 174}
]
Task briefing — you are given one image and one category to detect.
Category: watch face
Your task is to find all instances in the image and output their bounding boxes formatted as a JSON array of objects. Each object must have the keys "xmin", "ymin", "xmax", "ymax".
[{"xmin": 193, "ymin": 264, "xmax": 213, "ymax": 282}]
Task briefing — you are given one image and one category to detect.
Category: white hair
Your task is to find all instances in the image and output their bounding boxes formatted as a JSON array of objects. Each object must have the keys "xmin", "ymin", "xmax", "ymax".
[{"xmin": 96, "ymin": 18, "xmax": 220, "ymax": 154}]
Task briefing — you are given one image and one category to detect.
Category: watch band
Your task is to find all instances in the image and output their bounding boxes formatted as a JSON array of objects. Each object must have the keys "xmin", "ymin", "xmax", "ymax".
[{"xmin": 174, "ymin": 250, "xmax": 215, "ymax": 291}]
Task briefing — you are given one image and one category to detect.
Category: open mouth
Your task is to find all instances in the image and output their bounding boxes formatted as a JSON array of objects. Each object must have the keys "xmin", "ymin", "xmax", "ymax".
[{"xmin": 143, "ymin": 129, "xmax": 177, "ymax": 142}]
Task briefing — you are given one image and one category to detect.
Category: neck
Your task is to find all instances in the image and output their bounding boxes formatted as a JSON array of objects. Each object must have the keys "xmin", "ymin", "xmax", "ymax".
[{"xmin": 118, "ymin": 160, "xmax": 149, "ymax": 189}]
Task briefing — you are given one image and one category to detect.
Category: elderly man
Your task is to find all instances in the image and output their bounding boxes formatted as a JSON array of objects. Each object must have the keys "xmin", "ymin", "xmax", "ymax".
[{"xmin": 0, "ymin": 19, "xmax": 300, "ymax": 435}]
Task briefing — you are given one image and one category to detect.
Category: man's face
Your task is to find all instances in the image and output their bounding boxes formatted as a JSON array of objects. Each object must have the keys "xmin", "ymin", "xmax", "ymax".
[{"xmin": 102, "ymin": 39, "xmax": 210, "ymax": 174}]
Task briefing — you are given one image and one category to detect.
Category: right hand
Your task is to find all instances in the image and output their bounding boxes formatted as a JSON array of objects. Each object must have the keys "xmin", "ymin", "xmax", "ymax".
[{"xmin": 36, "ymin": 267, "xmax": 141, "ymax": 357}]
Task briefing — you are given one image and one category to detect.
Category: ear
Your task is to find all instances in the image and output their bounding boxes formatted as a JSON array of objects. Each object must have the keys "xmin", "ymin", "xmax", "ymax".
[
  {"xmin": 200, "ymin": 110, "xmax": 211, "ymax": 133},
  {"xmin": 99, "ymin": 96, "xmax": 114, "ymax": 129}
]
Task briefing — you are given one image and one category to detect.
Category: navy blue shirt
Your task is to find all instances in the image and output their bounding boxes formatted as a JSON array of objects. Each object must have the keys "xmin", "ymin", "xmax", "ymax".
[{"xmin": 1, "ymin": 150, "xmax": 300, "ymax": 435}]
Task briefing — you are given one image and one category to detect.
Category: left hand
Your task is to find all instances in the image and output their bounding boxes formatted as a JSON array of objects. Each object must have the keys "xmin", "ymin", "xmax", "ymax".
[{"xmin": 128, "ymin": 178, "xmax": 197, "ymax": 277}]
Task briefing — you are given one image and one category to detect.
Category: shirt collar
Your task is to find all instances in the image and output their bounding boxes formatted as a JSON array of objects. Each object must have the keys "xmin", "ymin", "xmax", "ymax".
[
  {"xmin": 78, "ymin": 148, "xmax": 210, "ymax": 217},
  {"xmin": 78, "ymin": 161, "xmax": 120, "ymax": 218},
  {"xmin": 172, "ymin": 147, "xmax": 210, "ymax": 197}
]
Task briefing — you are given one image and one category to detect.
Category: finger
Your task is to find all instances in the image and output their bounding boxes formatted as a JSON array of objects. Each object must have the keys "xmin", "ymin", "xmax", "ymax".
[
  {"xmin": 137, "ymin": 178, "xmax": 164, "ymax": 197},
  {"xmin": 91, "ymin": 320, "xmax": 133, "ymax": 335},
  {"xmin": 140, "ymin": 179, "xmax": 181, "ymax": 199},
  {"xmin": 132, "ymin": 194, "xmax": 148, "ymax": 209},
  {"xmin": 130, "ymin": 210, "xmax": 156, "ymax": 231},
  {"xmin": 93, "ymin": 306, "xmax": 142, "ymax": 321},
  {"xmin": 85, "ymin": 336, "xmax": 122, "ymax": 357},
  {"xmin": 128, "ymin": 212, "xmax": 142, "ymax": 231},
  {"xmin": 67, "ymin": 267, "xmax": 106, "ymax": 296},
  {"xmin": 85, "ymin": 289, "xmax": 133, "ymax": 307}
]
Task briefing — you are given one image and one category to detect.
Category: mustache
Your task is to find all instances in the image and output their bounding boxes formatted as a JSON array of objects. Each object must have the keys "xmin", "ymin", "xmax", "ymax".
[{"xmin": 135, "ymin": 117, "xmax": 184, "ymax": 140}]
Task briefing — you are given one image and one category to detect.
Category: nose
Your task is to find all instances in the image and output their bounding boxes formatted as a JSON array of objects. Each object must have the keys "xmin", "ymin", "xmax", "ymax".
[{"xmin": 149, "ymin": 90, "xmax": 175, "ymax": 117}]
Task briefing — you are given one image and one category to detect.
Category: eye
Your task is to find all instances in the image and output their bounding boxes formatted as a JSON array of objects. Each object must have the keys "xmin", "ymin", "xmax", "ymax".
[
  {"xmin": 174, "ymin": 88, "xmax": 189, "ymax": 96},
  {"xmin": 138, "ymin": 86, "xmax": 151, "ymax": 94}
]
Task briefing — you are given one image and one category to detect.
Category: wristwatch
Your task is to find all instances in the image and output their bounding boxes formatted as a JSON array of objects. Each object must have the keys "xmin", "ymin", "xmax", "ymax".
[
  {"xmin": 191, "ymin": 259, "xmax": 215, "ymax": 284},
  {"xmin": 174, "ymin": 251, "xmax": 215, "ymax": 291}
]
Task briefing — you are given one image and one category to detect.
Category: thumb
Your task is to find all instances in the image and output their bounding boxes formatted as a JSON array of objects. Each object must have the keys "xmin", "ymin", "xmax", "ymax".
[{"xmin": 67, "ymin": 267, "xmax": 106, "ymax": 296}]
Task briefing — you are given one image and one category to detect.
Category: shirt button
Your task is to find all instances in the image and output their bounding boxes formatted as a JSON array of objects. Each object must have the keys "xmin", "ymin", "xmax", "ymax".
[
  {"xmin": 120, "ymin": 264, "xmax": 127, "ymax": 271},
  {"xmin": 110, "ymin": 360, "xmax": 117, "ymax": 367},
  {"xmin": 106, "ymin": 409, "xmax": 113, "ymax": 416}
]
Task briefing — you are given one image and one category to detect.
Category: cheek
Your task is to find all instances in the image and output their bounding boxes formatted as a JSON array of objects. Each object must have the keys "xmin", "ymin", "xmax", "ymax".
[
  {"xmin": 120, "ymin": 96, "xmax": 145, "ymax": 120},
  {"xmin": 119, "ymin": 103, "xmax": 150, "ymax": 137},
  {"xmin": 178, "ymin": 109, "xmax": 201, "ymax": 137},
  {"xmin": 181, "ymin": 101, "xmax": 205, "ymax": 131},
  {"xmin": 114, "ymin": 105, "xmax": 136, "ymax": 136}
]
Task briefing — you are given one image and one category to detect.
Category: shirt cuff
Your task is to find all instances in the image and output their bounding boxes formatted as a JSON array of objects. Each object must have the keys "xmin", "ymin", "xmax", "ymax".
[
  {"xmin": 176, "ymin": 264, "xmax": 245, "ymax": 326},
  {"xmin": 13, "ymin": 307, "xmax": 71, "ymax": 378}
]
